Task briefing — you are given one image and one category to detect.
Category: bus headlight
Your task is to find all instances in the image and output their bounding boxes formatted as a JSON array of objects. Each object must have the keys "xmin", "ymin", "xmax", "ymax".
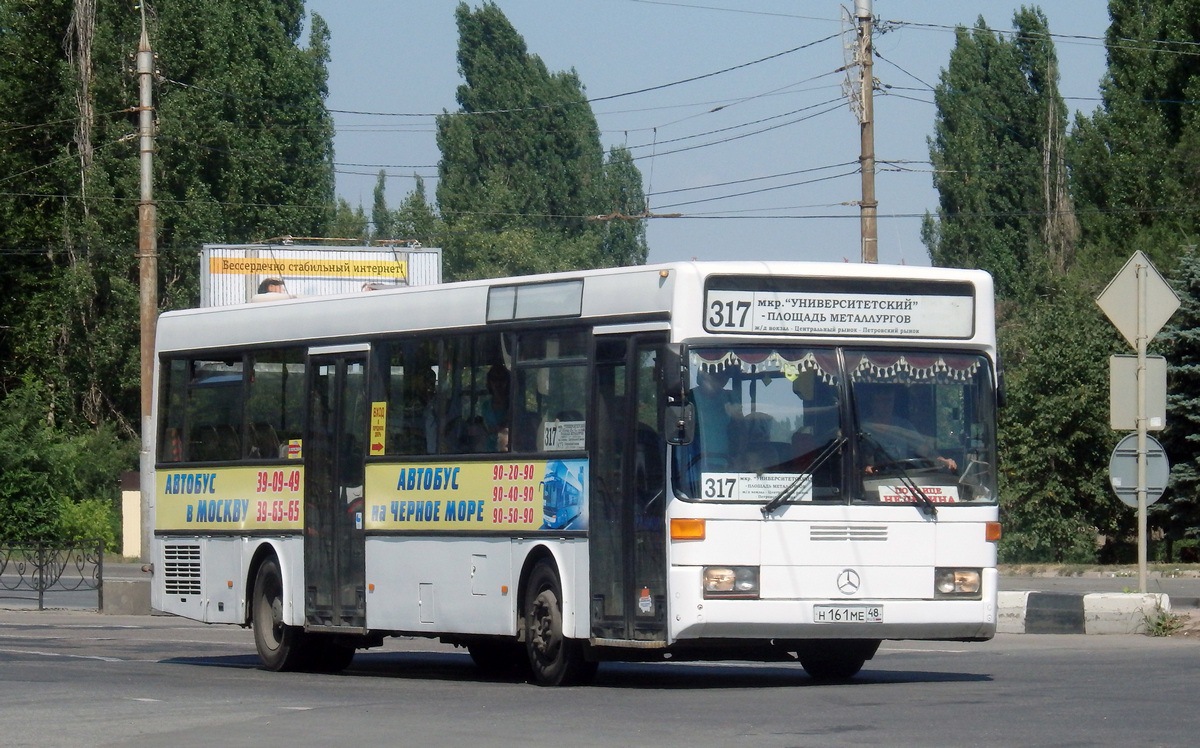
[
  {"xmin": 934, "ymin": 568, "xmax": 982, "ymax": 598},
  {"xmin": 703, "ymin": 566, "xmax": 759, "ymax": 599}
]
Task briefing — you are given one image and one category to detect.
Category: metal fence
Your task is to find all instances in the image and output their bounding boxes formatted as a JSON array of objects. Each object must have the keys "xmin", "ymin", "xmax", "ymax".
[{"xmin": 0, "ymin": 541, "xmax": 104, "ymax": 610}]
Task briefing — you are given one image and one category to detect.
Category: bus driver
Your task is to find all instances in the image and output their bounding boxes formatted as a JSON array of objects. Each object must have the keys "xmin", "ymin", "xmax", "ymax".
[{"xmin": 858, "ymin": 386, "xmax": 956, "ymax": 474}]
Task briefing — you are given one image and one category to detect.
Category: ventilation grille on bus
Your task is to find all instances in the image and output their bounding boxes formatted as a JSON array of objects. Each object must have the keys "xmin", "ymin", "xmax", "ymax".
[
  {"xmin": 163, "ymin": 544, "xmax": 202, "ymax": 596},
  {"xmin": 810, "ymin": 525, "xmax": 888, "ymax": 542}
]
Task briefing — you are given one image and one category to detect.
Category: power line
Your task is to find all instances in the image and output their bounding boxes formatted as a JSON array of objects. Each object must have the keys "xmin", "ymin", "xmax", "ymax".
[
  {"xmin": 164, "ymin": 31, "xmax": 842, "ymax": 119},
  {"xmin": 653, "ymin": 169, "xmax": 860, "ymax": 210},
  {"xmin": 586, "ymin": 32, "xmax": 843, "ymax": 105},
  {"xmin": 647, "ymin": 161, "xmax": 859, "ymax": 197},
  {"xmin": 631, "ymin": 100, "xmax": 846, "ymax": 161},
  {"xmin": 625, "ymin": 95, "xmax": 846, "ymax": 151}
]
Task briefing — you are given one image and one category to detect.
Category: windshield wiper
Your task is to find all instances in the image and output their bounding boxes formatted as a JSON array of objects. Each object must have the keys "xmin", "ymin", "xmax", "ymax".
[
  {"xmin": 857, "ymin": 431, "xmax": 938, "ymax": 518},
  {"xmin": 761, "ymin": 436, "xmax": 846, "ymax": 515}
]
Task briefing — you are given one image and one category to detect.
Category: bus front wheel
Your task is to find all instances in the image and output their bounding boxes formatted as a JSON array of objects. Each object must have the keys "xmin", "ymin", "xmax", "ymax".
[
  {"xmin": 523, "ymin": 562, "xmax": 596, "ymax": 687},
  {"xmin": 797, "ymin": 639, "xmax": 879, "ymax": 681},
  {"xmin": 252, "ymin": 557, "xmax": 307, "ymax": 672}
]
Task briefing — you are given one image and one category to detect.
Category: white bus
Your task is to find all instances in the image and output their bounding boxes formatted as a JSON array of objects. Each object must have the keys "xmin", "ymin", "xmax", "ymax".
[{"xmin": 150, "ymin": 261, "xmax": 999, "ymax": 685}]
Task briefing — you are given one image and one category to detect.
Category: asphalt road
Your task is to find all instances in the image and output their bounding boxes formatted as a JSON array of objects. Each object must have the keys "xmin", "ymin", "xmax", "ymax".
[{"xmin": 0, "ymin": 609, "xmax": 1197, "ymax": 747}]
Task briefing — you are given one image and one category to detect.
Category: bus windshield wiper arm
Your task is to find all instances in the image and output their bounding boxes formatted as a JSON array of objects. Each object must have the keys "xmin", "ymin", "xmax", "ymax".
[
  {"xmin": 761, "ymin": 436, "xmax": 846, "ymax": 515},
  {"xmin": 857, "ymin": 431, "xmax": 938, "ymax": 518}
]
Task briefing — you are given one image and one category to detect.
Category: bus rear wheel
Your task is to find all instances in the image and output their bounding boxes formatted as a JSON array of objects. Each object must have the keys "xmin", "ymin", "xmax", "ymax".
[
  {"xmin": 523, "ymin": 562, "xmax": 596, "ymax": 687},
  {"xmin": 252, "ymin": 557, "xmax": 307, "ymax": 672},
  {"xmin": 467, "ymin": 639, "xmax": 525, "ymax": 676},
  {"xmin": 305, "ymin": 635, "xmax": 356, "ymax": 673}
]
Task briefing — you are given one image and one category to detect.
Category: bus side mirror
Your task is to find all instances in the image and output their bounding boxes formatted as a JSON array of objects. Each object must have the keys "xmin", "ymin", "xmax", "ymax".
[
  {"xmin": 664, "ymin": 403, "xmax": 694, "ymax": 446},
  {"xmin": 662, "ymin": 343, "xmax": 685, "ymax": 402}
]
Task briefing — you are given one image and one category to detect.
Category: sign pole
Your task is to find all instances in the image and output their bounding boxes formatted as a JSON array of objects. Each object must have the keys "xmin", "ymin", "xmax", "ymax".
[
  {"xmin": 1136, "ymin": 260, "xmax": 1148, "ymax": 593},
  {"xmin": 1097, "ymin": 251, "xmax": 1179, "ymax": 589}
]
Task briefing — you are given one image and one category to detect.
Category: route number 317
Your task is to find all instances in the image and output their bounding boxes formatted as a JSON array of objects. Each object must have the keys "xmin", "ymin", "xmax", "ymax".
[{"xmin": 707, "ymin": 298, "xmax": 751, "ymax": 329}]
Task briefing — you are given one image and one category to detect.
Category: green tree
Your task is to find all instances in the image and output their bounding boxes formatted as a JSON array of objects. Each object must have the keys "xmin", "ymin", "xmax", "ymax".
[
  {"xmin": 0, "ymin": 0, "xmax": 333, "ymax": 427},
  {"xmin": 0, "ymin": 1, "xmax": 334, "ymax": 543},
  {"xmin": 1070, "ymin": 0, "xmax": 1200, "ymax": 257},
  {"xmin": 329, "ymin": 197, "xmax": 368, "ymax": 241},
  {"xmin": 1157, "ymin": 250, "xmax": 1200, "ymax": 548},
  {"xmin": 372, "ymin": 171, "xmax": 394, "ymax": 240},
  {"xmin": 393, "ymin": 176, "xmax": 442, "ymax": 248},
  {"xmin": 153, "ymin": 0, "xmax": 335, "ymax": 305},
  {"xmin": 1069, "ymin": 0, "xmax": 1200, "ymax": 553},
  {"xmin": 435, "ymin": 2, "xmax": 646, "ymax": 279},
  {"xmin": 922, "ymin": 9, "xmax": 1076, "ymax": 299},
  {"xmin": 598, "ymin": 146, "xmax": 649, "ymax": 266},
  {"xmin": 997, "ymin": 280, "xmax": 1124, "ymax": 562}
]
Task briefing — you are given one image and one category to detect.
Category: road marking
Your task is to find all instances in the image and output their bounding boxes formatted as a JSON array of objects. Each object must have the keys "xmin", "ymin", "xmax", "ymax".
[{"xmin": 0, "ymin": 647, "xmax": 124, "ymax": 663}]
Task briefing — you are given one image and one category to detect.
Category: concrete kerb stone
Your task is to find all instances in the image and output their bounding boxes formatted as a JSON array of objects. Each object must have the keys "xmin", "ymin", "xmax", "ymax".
[
  {"xmin": 102, "ymin": 578, "xmax": 151, "ymax": 616},
  {"xmin": 998, "ymin": 590, "xmax": 1170, "ymax": 635},
  {"xmin": 1084, "ymin": 592, "xmax": 1167, "ymax": 634}
]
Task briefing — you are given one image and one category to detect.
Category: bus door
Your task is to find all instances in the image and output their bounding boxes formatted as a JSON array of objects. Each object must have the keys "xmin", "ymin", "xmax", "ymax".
[
  {"xmin": 303, "ymin": 350, "xmax": 368, "ymax": 630},
  {"xmin": 589, "ymin": 333, "xmax": 667, "ymax": 643}
]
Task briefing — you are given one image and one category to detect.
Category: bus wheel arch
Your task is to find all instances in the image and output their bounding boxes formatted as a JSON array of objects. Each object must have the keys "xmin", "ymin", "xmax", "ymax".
[
  {"xmin": 250, "ymin": 551, "xmax": 307, "ymax": 672},
  {"xmin": 245, "ymin": 542, "xmax": 283, "ymax": 627}
]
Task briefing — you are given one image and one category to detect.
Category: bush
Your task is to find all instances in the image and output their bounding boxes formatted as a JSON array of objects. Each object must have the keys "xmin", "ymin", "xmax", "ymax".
[
  {"xmin": 58, "ymin": 497, "xmax": 118, "ymax": 551},
  {"xmin": 0, "ymin": 382, "xmax": 133, "ymax": 550},
  {"xmin": 998, "ymin": 526, "xmax": 1097, "ymax": 564}
]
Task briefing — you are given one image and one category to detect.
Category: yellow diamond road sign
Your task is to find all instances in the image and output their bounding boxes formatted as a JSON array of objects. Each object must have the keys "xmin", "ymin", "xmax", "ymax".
[{"xmin": 1095, "ymin": 251, "xmax": 1180, "ymax": 350}]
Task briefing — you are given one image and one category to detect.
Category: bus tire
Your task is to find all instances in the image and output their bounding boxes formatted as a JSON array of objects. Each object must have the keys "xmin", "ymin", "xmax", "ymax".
[
  {"xmin": 799, "ymin": 654, "xmax": 866, "ymax": 681},
  {"xmin": 467, "ymin": 639, "xmax": 524, "ymax": 676},
  {"xmin": 304, "ymin": 635, "xmax": 356, "ymax": 673},
  {"xmin": 252, "ymin": 557, "xmax": 307, "ymax": 672},
  {"xmin": 797, "ymin": 639, "xmax": 879, "ymax": 681},
  {"xmin": 523, "ymin": 561, "xmax": 596, "ymax": 687}
]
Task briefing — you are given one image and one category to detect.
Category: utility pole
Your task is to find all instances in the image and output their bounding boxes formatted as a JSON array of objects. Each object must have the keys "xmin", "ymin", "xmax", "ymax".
[
  {"xmin": 137, "ymin": 9, "xmax": 158, "ymax": 563},
  {"xmin": 855, "ymin": 0, "xmax": 878, "ymax": 264}
]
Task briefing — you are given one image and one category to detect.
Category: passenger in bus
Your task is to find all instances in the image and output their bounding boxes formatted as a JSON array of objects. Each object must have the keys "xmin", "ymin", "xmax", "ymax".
[
  {"xmin": 163, "ymin": 427, "xmax": 184, "ymax": 462},
  {"xmin": 859, "ymin": 386, "xmax": 956, "ymax": 473},
  {"xmin": 406, "ymin": 366, "xmax": 439, "ymax": 454},
  {"xmin": 481, "ymin": 364, "xmax": 511, "ymax": 451},
  {"xmin": 693, "ymin": 366, "xmax": 739, "ymax": 459},
  {"xmin": 257, "ymin": 277, "xmax": 284, "ymax": 294}
]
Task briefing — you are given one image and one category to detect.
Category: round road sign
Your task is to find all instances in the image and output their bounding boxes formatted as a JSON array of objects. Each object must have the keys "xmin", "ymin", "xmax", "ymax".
[{"xmin": 1108, "ymin": 433, "xmax": 1169, "ymax": 508}]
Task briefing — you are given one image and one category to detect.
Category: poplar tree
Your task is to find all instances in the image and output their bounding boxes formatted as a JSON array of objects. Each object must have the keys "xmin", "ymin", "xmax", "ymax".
[
  {"xmin": 1070, "ymin": 0, "xmax": 1200, "ymax": 257},
  {"xmin": 435, "ymin": 1, "xmax": 647, "ymax": 279},
  {"xmin": 922, "ymin": 9, "xmax": 1075, "ymax": 299}
]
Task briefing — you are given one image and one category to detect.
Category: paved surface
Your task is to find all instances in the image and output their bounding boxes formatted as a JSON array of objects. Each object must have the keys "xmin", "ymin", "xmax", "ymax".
[{"xmin": 1, "ymin": 609, "xmax": 1197, "ymax": 747}]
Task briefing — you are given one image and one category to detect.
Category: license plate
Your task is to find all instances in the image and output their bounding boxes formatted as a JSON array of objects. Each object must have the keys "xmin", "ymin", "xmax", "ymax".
[{"xmin": 813, "ymin": 604, "xmax": 884, "ymax": 623}]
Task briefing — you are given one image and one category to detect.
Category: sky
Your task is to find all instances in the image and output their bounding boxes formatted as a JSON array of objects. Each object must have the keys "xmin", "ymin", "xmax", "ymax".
[{"xmin": 301, "ymin": 1, "xmax": 1110, "ymax": 267}]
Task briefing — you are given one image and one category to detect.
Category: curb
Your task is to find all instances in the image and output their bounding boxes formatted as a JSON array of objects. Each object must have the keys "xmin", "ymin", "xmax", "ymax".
[
  {"xmin": 101, "ymin": 578, "xmax": 151, "ymax": 615},
  {"xmin": 998, "ymin": 591, "xmax": 1170, "ymax": 634}
]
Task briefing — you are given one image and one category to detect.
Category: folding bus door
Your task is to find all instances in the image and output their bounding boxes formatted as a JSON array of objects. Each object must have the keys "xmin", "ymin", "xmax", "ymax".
[
  {"xmin": 304, "ymin": 351, "xmax": 368, "ymax": 630},
  {"xmin": 589, "ymin": 333, "xmax": 668, "ymax": 643}
]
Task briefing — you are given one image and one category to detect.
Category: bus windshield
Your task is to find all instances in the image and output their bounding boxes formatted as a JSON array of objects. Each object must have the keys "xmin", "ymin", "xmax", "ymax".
[{"xmin": 673, "ymin": 347, "xmax": 997, "ymax": 505}]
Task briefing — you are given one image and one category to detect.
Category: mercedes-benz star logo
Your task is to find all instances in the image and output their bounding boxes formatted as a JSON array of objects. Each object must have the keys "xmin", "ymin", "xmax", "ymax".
[{"xmin": 837, "ymin": 569, "xmax": 861, "ymax": 595}]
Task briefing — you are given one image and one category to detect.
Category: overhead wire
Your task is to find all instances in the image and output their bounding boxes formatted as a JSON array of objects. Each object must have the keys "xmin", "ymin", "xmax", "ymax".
[{"xmin": 16, "ymin": 10, "xmax": 1200, "ymax": 227}]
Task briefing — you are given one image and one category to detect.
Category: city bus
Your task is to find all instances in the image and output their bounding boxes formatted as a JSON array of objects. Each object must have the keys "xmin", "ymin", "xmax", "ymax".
[{"xmin": 150, "ymin": 261, "xmax": 1000, "ymax": 685}]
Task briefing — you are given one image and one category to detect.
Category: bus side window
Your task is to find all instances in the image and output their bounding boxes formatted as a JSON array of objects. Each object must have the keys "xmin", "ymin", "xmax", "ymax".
[
  {"xmin": 245, "ymin": 350, "xmax": 306, "ymax": 462},
  {"xmin": 158, "ymin": 358, "xmax": 189, "ymax": 463}
]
